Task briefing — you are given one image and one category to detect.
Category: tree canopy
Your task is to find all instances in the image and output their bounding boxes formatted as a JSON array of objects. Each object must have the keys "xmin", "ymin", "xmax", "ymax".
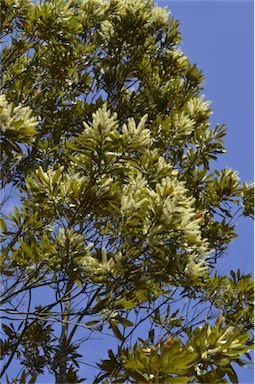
[{"xmin": 0, "ymin": 0, "xmax": 253, "ymax": 383}]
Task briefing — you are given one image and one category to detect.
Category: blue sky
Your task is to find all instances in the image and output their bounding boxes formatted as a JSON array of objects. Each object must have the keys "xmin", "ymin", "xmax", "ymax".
[{"xmin": 159, "ymin": 1, "xmax": 254, "ymax": 382}]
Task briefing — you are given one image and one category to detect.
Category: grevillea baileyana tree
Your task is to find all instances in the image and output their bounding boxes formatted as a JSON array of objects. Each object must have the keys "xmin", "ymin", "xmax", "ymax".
[{"xmin": 0, "ymin": 0, "xmax": 253, "ymax": 383}]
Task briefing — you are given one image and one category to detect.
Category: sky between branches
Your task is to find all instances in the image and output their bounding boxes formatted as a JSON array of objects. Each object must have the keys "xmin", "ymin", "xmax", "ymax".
[{"xmin": 158, "ymin": 1, "xmax": 254, "ymax": 382}]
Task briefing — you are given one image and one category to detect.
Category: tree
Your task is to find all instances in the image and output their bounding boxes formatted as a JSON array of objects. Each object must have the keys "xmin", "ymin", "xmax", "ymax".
[{"xmin": 0, "ymin": 0, "xmax": 253, "ymax": 383}]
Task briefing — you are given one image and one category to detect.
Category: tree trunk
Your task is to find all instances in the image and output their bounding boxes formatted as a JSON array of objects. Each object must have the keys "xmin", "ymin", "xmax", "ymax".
[{"xmin": 55, "ymin": 280, "xmax": 73, "ymax": 384}]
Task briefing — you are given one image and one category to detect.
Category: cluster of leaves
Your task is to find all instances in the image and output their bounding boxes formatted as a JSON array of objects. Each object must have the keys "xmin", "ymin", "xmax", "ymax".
[
  {"xmin": 98, "ymin": 320, "xmax": 252, "ymax": 383},
  {"xmin": 203, "ymin": 270, "xmax": 254, "ymax": 332},
  {"xmin": 0, "ymin": 0, "xmax": 253, "ymax": 383}
]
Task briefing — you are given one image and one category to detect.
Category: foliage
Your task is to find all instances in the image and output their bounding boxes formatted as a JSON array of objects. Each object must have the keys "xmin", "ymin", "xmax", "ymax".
[
  {"xmin": 0, "ymin": 0, "xmax": 253, "ymax": 383},
  {"xmin": 98, "ymin": 321, "xmax": 252, "ymax": 383}
]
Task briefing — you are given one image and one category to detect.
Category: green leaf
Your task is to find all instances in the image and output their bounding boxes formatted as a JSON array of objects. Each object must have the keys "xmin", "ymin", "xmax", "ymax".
[
  {"xmin": 0, "ymin": 218, "xmax": 7, "ymax": 233},
  {"xmin": 28, "ymin": 374, "xmax": 37, "ymax": 384},
  {"xmin": 74, "ymin": 279, "xmax": 82, "ymax": 287},
  {"xmin": 149, "ymin": 328, "xmax": 155, "ymax": 344},
  {"xmin": 165, "ymin": 377, "xmax": 190, "ymax": 384},
  {"xmin": 92, "ymin": 298, "xmax": 109, "ymax": 314},
  {"xmin": 109, "ymin": 320, "xmax": 124, "ymax": 341},
  {"xmin": 225, "ymin": 364, "xmax": 239, "ymax": 384},
  {"xmin": 85, "ymin": 320, "xmax": 100, "ymax": 327},
  {"xmin": 117, "ymin": 316, "xmax": 134, "ymax": 328},
  {"xmin": 19, "ymin": 370, "xmax": 27, "ymax": 384},
  {"xmin": 2, "ymin": 323, "xmax": 14, "ymax": 337},
  {"xmin": 20, "ymin": 240, "xmax": 34, "ymax": 259},
  {"xmin": 117, "ymin": 299, "xmax": 137, "ymax": 310}
]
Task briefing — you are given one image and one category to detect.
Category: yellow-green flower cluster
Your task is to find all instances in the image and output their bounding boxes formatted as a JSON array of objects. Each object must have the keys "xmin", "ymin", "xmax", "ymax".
[{"xmin": 0, "ymin": 94, "xmax": 37, "ymax": 157}]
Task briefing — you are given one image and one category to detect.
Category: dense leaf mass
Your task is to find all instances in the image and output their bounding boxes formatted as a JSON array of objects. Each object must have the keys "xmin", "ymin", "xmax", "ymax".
[{"xmin": 0, "ymin": 1, "xmax": 253, "ymax": 383}]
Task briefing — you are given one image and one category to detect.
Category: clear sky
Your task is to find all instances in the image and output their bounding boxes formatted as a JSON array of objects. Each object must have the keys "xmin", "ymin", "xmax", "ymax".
[{"xmin": 159, "ymin": 1, "xmax": 254, "ymax": 382}]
